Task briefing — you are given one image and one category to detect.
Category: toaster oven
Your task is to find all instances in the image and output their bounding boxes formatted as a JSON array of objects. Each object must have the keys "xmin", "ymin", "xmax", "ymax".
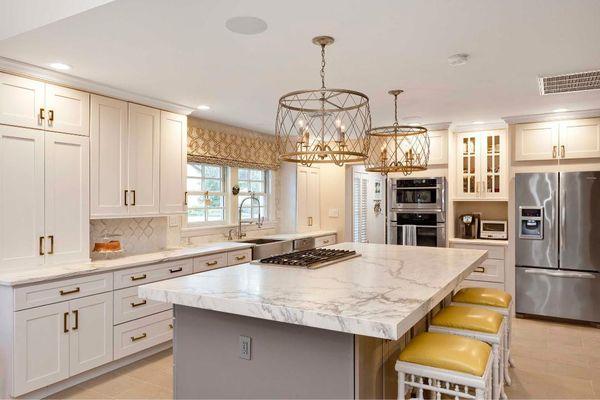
[{"xmin": 480, "ymin": 220, "xmax": 508, "ymax": 240}]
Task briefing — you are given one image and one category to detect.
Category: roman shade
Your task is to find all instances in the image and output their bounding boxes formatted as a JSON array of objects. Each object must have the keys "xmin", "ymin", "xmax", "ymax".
[{"xmin": 188, "ymin": 125, "xmax": 280, "ymax": 170}]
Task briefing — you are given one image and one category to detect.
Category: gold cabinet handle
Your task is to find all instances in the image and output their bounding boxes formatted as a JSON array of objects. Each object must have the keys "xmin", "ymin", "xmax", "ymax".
[
  {"xmin": 169, "ymin": 267, "xmax": 183, "ymax": 273},
  {"xmin": 552, "ymin": 145, "xmax": 557, "ymax": 158},
  {"xmin": 184, "ymin": 191, "xmax": 188, "ymax": 206},
  {"xmin": 72, "ymin": 309, "xmax": 79, "ymax": 330},
  {"xmin": 130, "ymin": 333, "xmax": 147, "ymax": 342},
  {"xmin": 48, "ymin": 109, "xmax": 54, "ymax": 125},
  {"xmin": 560, "ymin": 145, "xmax": 565, "ymax": 158},
  {"xmin": 308, "ymin": 216, "xmax": 313, "ymax": 226},
  {"xmin": 235, "ymin": 255, "xmax": 246, "ymax": 261},
  {"xmin": 48, "ymin": 235, "xmax": 54, "ymax": 255},
  {"xmin": 474, "ymin": 266, "xmax": 486, "ymax": 273},
  {"xmin": 60, "ymin": 287, "xmax": 81, "ymax": 296},
  {"xmin": 130, "ymin": 274, "xmax": 147, "ymax": 281},
  {"xmin": 322, "ymin": 240, "xmax": 330, "ymax": 244},
  {"xmin": 63, "ymin": 312, "xmax": 69, "ymax": 333},
  {"xmin": 168, "ymin": 323, "xmax": 173, "ymax": 329},
  {"xmin": 476, "ymin": 181, "xmax": 480, "ymax": 194},
  {"xmin": 39, "ymin": 236, "xmax": 45, "ymax": 255},
  {"xmin": 124, "ymin": 190, "xmax": 129, "ymax": 206},
  {"xmin": 39, "ymin": 108, "xmax": 45, "ymax": 125},
  {"xmin": 131, "ymin": 190, "xmax": 136, "ymax": 206},
  {"xmin": 130, "ymin": 300, "xmax": 147, "ymax": 308},
  {"xmin": 206, "ymin": 260, "xmax": 218, "ymax": 266}
]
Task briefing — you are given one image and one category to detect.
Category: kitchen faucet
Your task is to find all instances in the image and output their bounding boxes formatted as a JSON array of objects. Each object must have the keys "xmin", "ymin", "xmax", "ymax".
[{"xmin": 232, "ymin": 192, "xmax": 263, "ymax": 240}]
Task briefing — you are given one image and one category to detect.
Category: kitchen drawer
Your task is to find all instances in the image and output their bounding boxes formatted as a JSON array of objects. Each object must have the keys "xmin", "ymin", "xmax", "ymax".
[
  {"xmin": 14, "ymin": 272, "xmax": 113, "ymax": 311},
  {"xmin": 227, "ymin": 249, "xmax": 251, "ymax": 266},
  {"xmin": 466, "ymin": 259, "xmax": 505, "ymax": 283},
  {"xmin": 455, "ymin": 279, "xmax": 505, "ymax": 293},
  {"xmin": 113, "ymin": 258, "xmax": 193, "ymax": 289},
  {"xmin": 315, "ymin": 234, "xmax": 336, "ymax": 248},
  {"xmin": 113, "ymin": 310, "xmax": 173, "ymax": 360},
  {"xmin": 113, "ymin": 286, "xmax": 172, "ymax": 325},
  {"xmin": 451, "ymin": 243, "xmax": 505, "ymax": 260},
  {"xmin": 193, "ymin": 252, "xmax": 228, "ymax": 273}
]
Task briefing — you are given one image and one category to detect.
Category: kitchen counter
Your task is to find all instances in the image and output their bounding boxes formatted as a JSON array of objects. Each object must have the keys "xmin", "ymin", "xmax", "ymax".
[
  {"xmin": 449, "ymin": 237, "xmax": 509, "ymax": 246},
  {"xmin": 0, "ymin": 241, "xmax": 252, "ymax": 286},
  {"xmin": 139, "ymin": 242, "xmax": 486, "ymax": 340}
]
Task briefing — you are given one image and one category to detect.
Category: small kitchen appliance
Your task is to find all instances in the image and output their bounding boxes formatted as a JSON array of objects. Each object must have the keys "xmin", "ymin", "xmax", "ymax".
[
  {"xmin": 458, "ymin": 213, "xmax": 481, "ymax": 239},
  {"xmin": 480, "ymin": 220, "xmax": 508, "ymax": 240}
]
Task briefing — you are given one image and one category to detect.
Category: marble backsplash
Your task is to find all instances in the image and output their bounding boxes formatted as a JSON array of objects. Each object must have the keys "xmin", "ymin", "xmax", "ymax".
[{"xmin": 90, "ymin": 218, "xmax": 168, "ymax": 259}]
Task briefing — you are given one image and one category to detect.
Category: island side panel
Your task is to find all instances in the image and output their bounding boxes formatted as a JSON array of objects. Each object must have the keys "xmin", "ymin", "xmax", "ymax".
[{"xmin": 173, "ymin": 305, "xmax": 355, "ymax": 399}]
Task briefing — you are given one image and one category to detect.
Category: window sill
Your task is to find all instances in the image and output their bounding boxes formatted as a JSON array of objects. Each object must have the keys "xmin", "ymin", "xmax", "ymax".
[{"xmin": 181, "ymin": 221, "xmax": 278, "ymax": 238}]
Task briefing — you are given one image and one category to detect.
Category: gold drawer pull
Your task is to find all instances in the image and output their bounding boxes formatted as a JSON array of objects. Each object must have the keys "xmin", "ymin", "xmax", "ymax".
[
  {"xmin": 130, "ymin": 300, "xmax": 147, "ymax": 308},
  {"xmin": 169, "ymin": 267, "xmax": 183, "ymax": 273},
  {"xmin": 73, "ymin": 309, "xmax": 79, "ymax": 330},
  {"xmin": 130, "ymin": 333, "xmax": 147, "ymax": 342},
  {"xmin": 130, "ymin": 274, "xmax": 147, "ymax": 281},
  {"xmin": 48, "ymin": 109, "xmax": 54, "ymax": 124},
  {"xmin": 63, "ymin": 312, "xmax": 69, "ymax": 333},
  {"xmin": 235, "ymin": 255, "xmax": 246, "ymax": 261},
  {"xmin": 474, "ymin": 266, "xmax": 486, "ymax": 273},
  {"xmin": 206, "ymin": 260, "xmax": 218, "ymax": 266},
  {"xmin": 39, "ymin": 236, "xmax": 45, "ymax": 256},
  {"xmin": 60, "ymin": 287, "xmax": 80, "ymax": 296},
  {"xmin": 168, "ymin": 323, "xmax": 173, "ymax": 329},
  {"xmin": 322, "ymin": 240, "xmax": 330, "ymax": 244}
]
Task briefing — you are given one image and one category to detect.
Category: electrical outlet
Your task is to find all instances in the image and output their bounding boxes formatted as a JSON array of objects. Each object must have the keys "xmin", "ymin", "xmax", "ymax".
[{"xmin": 239, "ymin": 335, "xmax": 251, "ymax": 360}]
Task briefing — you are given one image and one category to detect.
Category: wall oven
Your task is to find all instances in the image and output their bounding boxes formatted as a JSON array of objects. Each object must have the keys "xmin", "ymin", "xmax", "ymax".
[
  {"xmin": 388, "ymin": 177, "xmax": 446, "ymax": 211},
  {"xmin": 387, "ymin": 211, "xmax": 446, "ymax": 247}
]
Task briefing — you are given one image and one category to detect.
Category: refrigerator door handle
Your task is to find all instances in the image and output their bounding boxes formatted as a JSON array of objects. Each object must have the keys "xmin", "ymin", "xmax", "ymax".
[
  {"xmin": 523, "ymin": 269, "xmax": 596, "ymax": 279},
  {"xmin": 559, "ymin": 187, "xmax": 566, "ymax": 255}
]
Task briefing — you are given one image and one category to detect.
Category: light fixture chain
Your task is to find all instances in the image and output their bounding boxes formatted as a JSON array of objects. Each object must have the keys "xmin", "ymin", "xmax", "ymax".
[
  {"xmin": 320, "ymin": 44, "xmax": 326, "ymax": 89},
  {"xmin": 393, "ymin": 93, "xmax": 399, "ymax": 126}
]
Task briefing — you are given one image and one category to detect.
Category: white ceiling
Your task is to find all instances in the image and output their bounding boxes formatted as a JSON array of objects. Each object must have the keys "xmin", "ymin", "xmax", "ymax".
[{"xmin": 1, "ymin": 0, "xmax": 599, "ymax": 133}]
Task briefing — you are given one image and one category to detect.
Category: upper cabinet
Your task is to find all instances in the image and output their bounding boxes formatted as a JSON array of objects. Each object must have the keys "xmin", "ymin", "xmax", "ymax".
[
  {"xmin": 427, "ymin": 130, "xmax": 448, "ymax": 165},
  {"xmin": 0, "ymin": 73, "xmax": 89, "ymax": 136},
  {"xmin": 455, "ymin": 130, "xmax": 507, "ymax": 201},
  {"xmin": 159, "ymin": 111, "xmax": 187, "ymax": 214},
  {"xmin": 514, "ymin": 118, "xmax": 600, "ymax": 161}
]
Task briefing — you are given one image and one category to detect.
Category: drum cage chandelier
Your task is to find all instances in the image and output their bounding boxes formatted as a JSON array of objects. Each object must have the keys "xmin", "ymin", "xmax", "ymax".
[
  {"xmin": 365, "ymin": 90, "xmax": 430, "ymax": 175},
  {"xmin": 275, "ymin": 36, "xmax": 371, "ymax": 166}
]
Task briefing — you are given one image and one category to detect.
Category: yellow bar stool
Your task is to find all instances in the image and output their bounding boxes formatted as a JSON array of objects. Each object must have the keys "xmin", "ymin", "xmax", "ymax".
[
  {"xmin": 429, "ymin": 305, "xmax": 506, "ymax": 400},
  {"xmin": 452, "ymin": 287, "xmax": 514, "ymax": 385},
  {"xmin": 395, "ymin": 332, "xmax": 493, "ymax": 400}
]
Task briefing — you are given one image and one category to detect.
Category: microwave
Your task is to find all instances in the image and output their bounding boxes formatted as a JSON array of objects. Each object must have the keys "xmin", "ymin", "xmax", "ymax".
[{"xmin": 480, "ymin": 220, "xmax": 508, "ymax": 240}]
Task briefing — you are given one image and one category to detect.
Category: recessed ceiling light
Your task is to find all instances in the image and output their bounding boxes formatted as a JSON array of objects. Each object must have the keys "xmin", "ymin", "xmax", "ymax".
[
  {"xmin": 472, "ymin": 121, "xmax": 484, "ymax": 125},
  {"xmin": 225, "ymin": 16, "xmax": 268, "ymax": 35},
  {"xmin": 197, "ymin": 105, "xmax": 210, "ymax": 111},
  {"xmin": 448, "ymin": 53, "xmax": 470, "ymax": 66},
  {"xmin": 48, "ymin": 62, "xmax": 71, "ymax": 71},
  {"xmin": 553, "ymin": 108, "xmax": 568, "ymax": 113}
]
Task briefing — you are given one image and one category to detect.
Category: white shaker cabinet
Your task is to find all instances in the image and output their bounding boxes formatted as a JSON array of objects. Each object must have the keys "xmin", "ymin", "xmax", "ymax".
[
  {"xmin": 0, "ymin": 72, "xmax": 45, "ymax": 129},
  {"xmin": 0, "ymin": 126, "xmax": 45, "ymax": 268},
  {"xmin": 514, "ymin": 122, "xmax": 558, "ymax": 161},
  {"xmin": 297, "ymin": 166, "xmax": 320, "ymax": 232},
  {"xmin": 558, "ymin": 118, "xmax": 600, "ymax": 159},
  {"xmin": 44, "ymin": 133, "xmax": 89, "ymax": 265},
  {"xmin": 90, "ymin": 95, "xmax": 129, "ymax": 218},
  {"xmin": 427, "ymin": 129, "xmax": 448, "ymax": 165},
  {"xmin": 45, "ymin": 84, "xmax": 90, "ymax": 136},
  {"xmin": 160, "ymin": 111, "xmax": 187, "ymax": 214}
]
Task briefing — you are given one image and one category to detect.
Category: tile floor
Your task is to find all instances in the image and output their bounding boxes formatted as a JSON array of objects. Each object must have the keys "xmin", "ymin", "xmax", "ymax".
[{"xmin": 52, "ymin": 317, "xmax": 600, "ymax": 399}]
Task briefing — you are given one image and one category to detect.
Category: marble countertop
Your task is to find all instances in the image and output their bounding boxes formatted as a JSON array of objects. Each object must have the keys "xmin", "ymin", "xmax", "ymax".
[
  {"xmin": 449, "ymin": 238, "xmax": 509, "ymax": 247},
  {"xmin": 260, "ymin": 230, "xmax": 337, "ymax": 241},
  {"xmin": 0, "ymin": 241, "xmax": 252, "ymax": 286},
  {"xmin": 139, "ymin": 242, "xmax": 487, "ymax": 340}
]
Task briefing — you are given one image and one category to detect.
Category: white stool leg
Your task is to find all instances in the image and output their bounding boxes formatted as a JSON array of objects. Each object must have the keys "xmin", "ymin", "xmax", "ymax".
[
  {"xmin": 398, "ymin": 371, "xmax": 405, "ymax": 400},
  {"xmin": 508, "ymin": 306, "xmax": 515, "ymax": 367},
  {"xmin": 492, "ymin": 343, "xmax": 501, "ymax": 400}
]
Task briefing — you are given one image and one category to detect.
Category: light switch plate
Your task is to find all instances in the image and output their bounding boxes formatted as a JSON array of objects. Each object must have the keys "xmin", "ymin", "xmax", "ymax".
[
  {"xmin": 239, "ymin": 335, "xmax": 251, "ymax": 360},
  {"xmin": 168, "ymin": 216, "xmax": 180, "ymax": 228},
  {"xmin": 328, "ymin": 208, "xmax": 339, "ymax": 218}
]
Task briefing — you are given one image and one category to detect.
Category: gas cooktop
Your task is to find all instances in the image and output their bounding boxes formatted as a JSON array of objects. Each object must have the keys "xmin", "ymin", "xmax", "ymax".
[{"xmin": 257, "ymin": 248, "xmax": 360, "ymax": 269}]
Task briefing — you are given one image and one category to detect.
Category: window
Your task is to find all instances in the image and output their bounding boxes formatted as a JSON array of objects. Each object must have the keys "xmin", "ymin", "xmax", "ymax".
[
  {"xmin": 237, "ymin": 168, "xmax": 268, "ymax": 222},
  {"xmin": 186, "ymin": 163, "xmax": 227, "ymax": 225}
]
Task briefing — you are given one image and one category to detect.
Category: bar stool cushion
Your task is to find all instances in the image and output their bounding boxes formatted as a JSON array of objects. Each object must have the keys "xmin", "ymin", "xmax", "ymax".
[
  {"xmin": 453, "ymin": 287, "xmax": 512, "ymax": 308},
  {"xmin": 431, "ymin": 305, "xmax": 503, "ymax": 334},
  {"xmin": 398, "ymin": 332, "xmax": 491, "ymax": 377}
]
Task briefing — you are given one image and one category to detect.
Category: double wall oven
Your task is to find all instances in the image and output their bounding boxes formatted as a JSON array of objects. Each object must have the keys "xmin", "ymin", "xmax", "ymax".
[{"xmin": 387, "ymin": 177, "xmax": 447, "ymax": 247}]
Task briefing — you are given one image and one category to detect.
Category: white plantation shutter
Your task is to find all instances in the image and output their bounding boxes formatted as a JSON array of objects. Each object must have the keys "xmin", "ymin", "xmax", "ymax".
[{"xmin": 353, "ymin": 172, "xmax": 368, "ymax": 243}]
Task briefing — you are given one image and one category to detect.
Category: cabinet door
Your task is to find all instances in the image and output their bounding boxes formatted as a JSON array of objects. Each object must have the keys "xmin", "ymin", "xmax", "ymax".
[
  {"xmin": 307, "ymin": 167, "xmax": 320, "ymax": 230},
  {"xmin": 128, "ymin": 104, "xmax": 160, "ymax": 215},
  {"xmin": 480, "ymin": 130, "xmax": 507, "ymax": 200},
  {"xmin": 559, "ymin": 118, "xmax": 600, "ymax": 159},
  {"xmin": 13, "ymin": 302, "xmax": 70, "ymax": 397},
  {"xmin": 455, "ymin": 133, "xmax": 480, "ymax": 199},
  {"xmin": 90, "ymin": 95, "xmax": 128, "ymax": 217},
  {"xmin": 0, "ymin": 126, "xmax": 45, "ymax": 268},
  {"xmin": 0, "ymin": 72, "xmax": 45, "ymax": 129},
  {"xmin": 45, "ymin": 84, "xmax": 90, "ymax": 136},
  {"xmin": 514, "ymin": 122, "xmax": 558, "ymax": 161},
  {"xmin": 160, "ymin": 111, "xmax": 187, "ymax": 214},
  {"xmin": 44, "ymin": 133, "xmax": 89, "ymax": 265},
  {"xmin": 427, "ymin": 130, "xmax": 448, "ymax": 165},
  {"xmin": 296, "ymin": 166, "xmax": 310, "ymax": 231},
  {"xmin": 68, "ymin": 292, "xmax": 113, "ymax": 376}
]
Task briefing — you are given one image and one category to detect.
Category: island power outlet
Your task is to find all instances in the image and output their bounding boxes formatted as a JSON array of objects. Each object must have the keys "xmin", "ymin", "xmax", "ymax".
[{"xmin": 239, "ymin": 335, "xmax": 251, "ymax": 360}]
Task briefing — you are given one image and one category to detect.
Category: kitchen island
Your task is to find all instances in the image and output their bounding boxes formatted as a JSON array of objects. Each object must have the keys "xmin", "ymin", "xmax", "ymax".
[{"xmin": 139, "ymin": 242, "xmax": 486, "ymax": 399}]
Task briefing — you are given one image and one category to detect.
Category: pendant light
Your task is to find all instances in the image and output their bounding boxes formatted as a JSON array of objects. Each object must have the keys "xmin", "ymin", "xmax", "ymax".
[
  {"xmin": 276, "ymin": 36, "xmax": 371, "ymax": 166},
  {"xmin": 365, "ymin": 90, "xmax": 429, "ymax": 175}
]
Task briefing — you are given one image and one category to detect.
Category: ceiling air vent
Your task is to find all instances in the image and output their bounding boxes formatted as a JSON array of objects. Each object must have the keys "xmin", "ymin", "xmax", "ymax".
[{"xmin": 539, "ymin": 70, "xmax": 600, "ymax": 95}]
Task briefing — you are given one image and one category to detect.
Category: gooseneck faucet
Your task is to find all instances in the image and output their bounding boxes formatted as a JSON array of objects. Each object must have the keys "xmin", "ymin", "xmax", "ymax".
[{"xmin": 234, "ymin": 192, "xmax": 263, "ymax": 240}]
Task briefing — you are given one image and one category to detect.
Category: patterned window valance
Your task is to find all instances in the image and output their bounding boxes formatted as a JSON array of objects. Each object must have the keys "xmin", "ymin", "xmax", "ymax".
[{"xmin": 188, "ymin": 126, "xmax": 280, "ymax": 170}]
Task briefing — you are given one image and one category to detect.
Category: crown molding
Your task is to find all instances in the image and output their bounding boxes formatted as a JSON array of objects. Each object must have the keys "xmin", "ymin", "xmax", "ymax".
[
  {"xmin": 0, "ymin": 56, "xmax": 195, "ymax": 115},
  {"xmin": 451, "ymin": 121, "xmax": 507, "ymax": 133},
  {"xmin": 423, "ymin": 121, "xmax": 451, "ymax": 131},
  {"xmin": 503, "ymin": 108, "xmax": 600, "ymax": 124}
]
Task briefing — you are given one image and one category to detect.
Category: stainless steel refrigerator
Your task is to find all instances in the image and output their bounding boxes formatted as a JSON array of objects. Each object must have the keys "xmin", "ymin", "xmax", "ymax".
[{"xmin": 515, "ymin": 171, "xmax": 600, "ymax": 323}]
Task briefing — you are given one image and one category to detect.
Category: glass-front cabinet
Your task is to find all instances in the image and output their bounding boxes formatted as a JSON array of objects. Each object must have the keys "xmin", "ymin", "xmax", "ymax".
[{"xmin": 456, "ymin": 130, "xmax": 507, "ymax": 200}]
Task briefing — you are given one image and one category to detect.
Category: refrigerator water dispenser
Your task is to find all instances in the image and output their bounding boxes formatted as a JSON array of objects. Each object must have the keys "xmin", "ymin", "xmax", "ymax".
[{"xmin": 519, "ymin": 206, "xmax": 543, "ymax": 239}]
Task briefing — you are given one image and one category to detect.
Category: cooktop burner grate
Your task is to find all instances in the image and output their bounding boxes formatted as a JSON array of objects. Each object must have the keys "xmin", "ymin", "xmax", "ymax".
[{"xmin": 258, "ymin": 248, "xmax": 359, "ymax": 269}]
